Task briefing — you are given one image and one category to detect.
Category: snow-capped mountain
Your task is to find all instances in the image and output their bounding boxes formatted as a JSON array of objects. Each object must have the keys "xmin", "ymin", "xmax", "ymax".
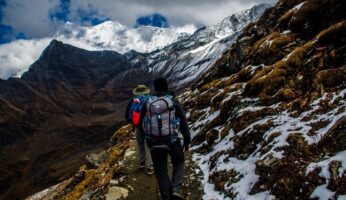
[
  {"xmin": 0, "ymin": 21, "xmax": 196, "ymax": 80},
  {"xmin": 55, "ymin": 21, "xmax": 196, "ymax": 53},
  {"xmin": 0, "ymin": 4, "xmax": 269, "ymax": 82},
  {"xmin": 115, "ymin": 3, "xmax": 271, "ymax": 89}
]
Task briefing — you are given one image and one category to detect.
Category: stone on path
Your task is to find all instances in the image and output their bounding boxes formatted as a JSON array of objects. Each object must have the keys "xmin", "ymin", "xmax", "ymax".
[{"xmin": 105, "ymin": 186, "xmax": 129, "ymax": 200}]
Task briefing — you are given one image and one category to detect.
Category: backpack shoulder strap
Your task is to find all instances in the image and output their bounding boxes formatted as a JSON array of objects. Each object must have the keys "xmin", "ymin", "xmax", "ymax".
[{"xmin": 162, "ymin": 95, "xmax": 175, "ymax": 108}]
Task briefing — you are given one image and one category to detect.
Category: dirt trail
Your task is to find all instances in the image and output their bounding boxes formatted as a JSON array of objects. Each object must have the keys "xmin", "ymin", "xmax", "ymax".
[{"xmin": 107, "ymin": 132, "xmax": 203, "ymax": 200}]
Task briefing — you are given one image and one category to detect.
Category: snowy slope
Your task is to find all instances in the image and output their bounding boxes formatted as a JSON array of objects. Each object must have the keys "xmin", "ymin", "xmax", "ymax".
[
  {"xmin": 176, "ymin": 0, "xmax": 346, "ymax": 199},
  {"xmin": 180, "ymin": 87, "xmax": 346, "ymax": 200},
  {"xmin": 121, "ymin": 4, "xmax": 271, "ymax": 89}
]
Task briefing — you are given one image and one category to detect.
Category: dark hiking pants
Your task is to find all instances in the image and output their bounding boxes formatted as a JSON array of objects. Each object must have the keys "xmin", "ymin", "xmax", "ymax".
[{"xmin": 150, "ymin": 141, "xmax": 185, "ymax": 200}]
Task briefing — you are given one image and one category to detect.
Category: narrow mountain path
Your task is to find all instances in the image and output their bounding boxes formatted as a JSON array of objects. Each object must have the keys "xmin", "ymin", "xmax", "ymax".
[{"xmin": 106, "ymin": 132, "xmax": 203, "ymax": 200}]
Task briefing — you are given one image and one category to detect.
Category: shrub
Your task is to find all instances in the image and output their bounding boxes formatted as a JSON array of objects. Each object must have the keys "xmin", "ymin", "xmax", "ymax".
[
  {"xmin": 278, "ymin": 9, "xmax": 294, "ymax": 28},
  {"xmin": 288, "ymin": 0, "xmax": 346, "ymax": 38},
  {"xmin": 253, "ymin": 32, "xmax": 281, "ymax": 52},
  {"xmin": 285, "ymin": 47, "xmax": 305, "ymax": 68},
  {"xmin": 251, "ymin": 32, "xmax": 297, "ymax": 65},
  {"xmin": 316, "ymin": 21, "xmax": 346, "ymax": 45},
  {"xmin": 276, "ymin": 88, "xmax": 296, "ymax": 101},
  {"xmin": 316, "ymin": 66, "xmax": 346, "ymax": 94},
  {"xmin": 200, "ymin": 78, "xmax": 222, "ymax": 92}
]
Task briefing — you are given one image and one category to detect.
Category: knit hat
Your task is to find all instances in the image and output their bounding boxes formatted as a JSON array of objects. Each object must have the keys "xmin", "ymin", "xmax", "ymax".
[
  {"xmin": 132, "ymin": 85, "xmax": 150, "ymax": 95},
  {"xmin": 154, "ymin": 78, "xmax": 168, "ymax": 92}
]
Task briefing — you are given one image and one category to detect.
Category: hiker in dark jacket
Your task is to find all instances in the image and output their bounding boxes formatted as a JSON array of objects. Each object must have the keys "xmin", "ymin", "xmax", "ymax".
[
  {"xmin": 140, "ymin": 78, "xmax": 191, "ymax": 200},
  {"xmin": 125, "ymin": 85, "xmax": 153, "ymax": 174}
]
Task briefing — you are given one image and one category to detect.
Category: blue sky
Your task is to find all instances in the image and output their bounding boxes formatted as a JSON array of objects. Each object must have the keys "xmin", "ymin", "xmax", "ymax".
[
  {"xmin": 0, "ymin": 0, "xmax": 276, "ymax": 44},
  {"xmin": 0, "ymin": 0, "xmax": 169, "ymax": 43}
]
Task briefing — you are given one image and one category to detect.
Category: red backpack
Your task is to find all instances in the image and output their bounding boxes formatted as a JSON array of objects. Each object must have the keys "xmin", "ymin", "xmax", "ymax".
[{"xmin": 127, "ymin": 96, "xmax": 149, "ymax": 127}]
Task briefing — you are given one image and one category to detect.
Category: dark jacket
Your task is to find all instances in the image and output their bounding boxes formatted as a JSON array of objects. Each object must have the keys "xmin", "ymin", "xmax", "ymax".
[
  {"xmin": 125, "ymin": 100, "xmax": 132, "ymax": 122},
  {"xmin": 141, "ymin": 92, "xmax": 191, "ymax": 146}
]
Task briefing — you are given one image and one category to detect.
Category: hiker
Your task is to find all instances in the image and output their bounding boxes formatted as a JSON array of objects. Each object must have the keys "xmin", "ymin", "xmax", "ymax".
[
  {"xmin": 141, "ymin": 78, "xmax": 191, "ymax": 200},
  {"xmin": 125, "ymin": 85, "xmax": 153, "ymax": 174}
]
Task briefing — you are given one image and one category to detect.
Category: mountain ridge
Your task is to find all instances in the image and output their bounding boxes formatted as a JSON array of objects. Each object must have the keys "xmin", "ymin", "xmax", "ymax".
[{"xmin": 0, "ymin": 20, "xmax": 196, "ymax": 80}]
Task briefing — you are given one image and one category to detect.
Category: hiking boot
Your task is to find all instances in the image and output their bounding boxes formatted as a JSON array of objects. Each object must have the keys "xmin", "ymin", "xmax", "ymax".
[
  {"xmin": 138, "ymin": 161, "xmax": 146, "ymax": 171},
  {"xmin": 146, "ymin": 167, "xmax": 154, "ymax": 175},
  {"xmin": 172, "ymin": 188, "xmax": 184, "ymax": 200}
]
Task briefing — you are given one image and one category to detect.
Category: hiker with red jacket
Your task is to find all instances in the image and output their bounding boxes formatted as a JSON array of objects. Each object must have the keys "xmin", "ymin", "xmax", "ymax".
[
  {"xmin": 140, "ymin": 78, "xmax": 191, "ymax": 200},
  {"xmin": 125, "ymin": 85, "xmax": 153, "ymax": 175}
]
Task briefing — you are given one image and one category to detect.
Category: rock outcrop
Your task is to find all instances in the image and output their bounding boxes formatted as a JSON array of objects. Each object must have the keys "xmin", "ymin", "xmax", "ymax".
[{"xmin": 26, "ymin": 125, "xmax": 131, "ymax": 200}]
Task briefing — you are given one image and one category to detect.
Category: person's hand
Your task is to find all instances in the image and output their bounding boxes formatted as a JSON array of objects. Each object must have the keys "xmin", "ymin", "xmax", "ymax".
[{"xmin": 184, "ymin": 144, "xmax": 190, "ymax": 153}]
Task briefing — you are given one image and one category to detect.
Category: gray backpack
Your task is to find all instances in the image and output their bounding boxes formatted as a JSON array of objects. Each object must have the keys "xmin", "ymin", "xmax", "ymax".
[{"xmin": 142, "ymin": 96, "xmax": 178, "ymax": 137}]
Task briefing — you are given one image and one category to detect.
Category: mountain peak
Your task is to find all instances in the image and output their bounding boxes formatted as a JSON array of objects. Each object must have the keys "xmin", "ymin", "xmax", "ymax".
[
  {"xmin": 49, "ymin": 39, "xmax": 63, "ymax": 46},
  {"xmin": 38, "ymin": 39, "xmax": 66, "ymax": 59},
  {"xmin": 46, "ymin": 39, "xmax": 65, "ymax": 52}
]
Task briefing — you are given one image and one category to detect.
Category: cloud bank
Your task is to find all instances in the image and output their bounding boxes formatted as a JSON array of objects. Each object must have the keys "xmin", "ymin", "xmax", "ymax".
[
  {"xmin": 0, "ymin": 0, "xmax": 277, "ymax": 39},
  {"xmin": 0, "ymin": 21, "xmax": 196, "ymax": 79}
]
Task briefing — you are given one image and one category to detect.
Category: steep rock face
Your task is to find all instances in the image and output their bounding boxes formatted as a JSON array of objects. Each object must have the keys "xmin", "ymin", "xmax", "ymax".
[
  {"xmin": 22, "ymin": 40, "xmax": 128, "ymax": 84},
  {"xmin": 180, "ymin": 0, "xmax": 346, "ymax": 199}
]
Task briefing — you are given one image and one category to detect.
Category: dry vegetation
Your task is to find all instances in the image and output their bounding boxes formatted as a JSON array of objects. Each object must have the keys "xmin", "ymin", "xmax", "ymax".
[{"xmin": 31, "ymin": 125, "xmax": 131, "ymax": 200}]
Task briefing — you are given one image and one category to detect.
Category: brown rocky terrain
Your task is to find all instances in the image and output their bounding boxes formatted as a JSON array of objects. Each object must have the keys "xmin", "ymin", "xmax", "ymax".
[{"xmin": 177, "ymin": 0, "xmax": 346, "ymax": 199}]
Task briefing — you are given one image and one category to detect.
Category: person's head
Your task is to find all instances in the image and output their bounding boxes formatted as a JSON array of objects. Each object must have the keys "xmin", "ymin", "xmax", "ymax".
[
  {"xmin": 132, "ymin": 85, "xmax": 150, "ymax": 96},
  {"xmin": 154, "ymin": 77, "xmax": 168, "ymax": 92}
]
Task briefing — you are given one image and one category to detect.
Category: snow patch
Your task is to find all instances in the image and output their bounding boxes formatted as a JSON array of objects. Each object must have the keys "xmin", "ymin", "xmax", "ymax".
[
  {"xmin": 306, "ymin": 150, "xmax": 346, "ymax": 200},
  {"xmin": 189, "ymin": 86, "xmax": 345, "ymax": 199},
  {"xmin": 310, "ymin": 184, "xmax": 335, "ymax": 200},
  {"xmin": 281, "ymin": 30, "xmax": 292, "ymax": 35},
  {"xmin": 293, "ymin": 1, "xmax": 307, "ymax": 12},
  {"xmin": 26, "ymin": 182, "xmax": 62, "ymax": 200}
]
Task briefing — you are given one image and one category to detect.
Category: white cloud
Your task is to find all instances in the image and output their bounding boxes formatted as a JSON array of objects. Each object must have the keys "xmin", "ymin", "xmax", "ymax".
[
  {"xmin": 69, "ymin": 0, "xmax": 276, "ymax": 27},
  {"xmin": 2, "ymin": 0, "xmax": 61, "ymax": 38},
  {"xmin": 1, "ymin": 0, "xmax": 277, "ymax": 38},
  {"xmin": 0, "ymin": 38, "xmax": 51, "ymax": 79}
]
